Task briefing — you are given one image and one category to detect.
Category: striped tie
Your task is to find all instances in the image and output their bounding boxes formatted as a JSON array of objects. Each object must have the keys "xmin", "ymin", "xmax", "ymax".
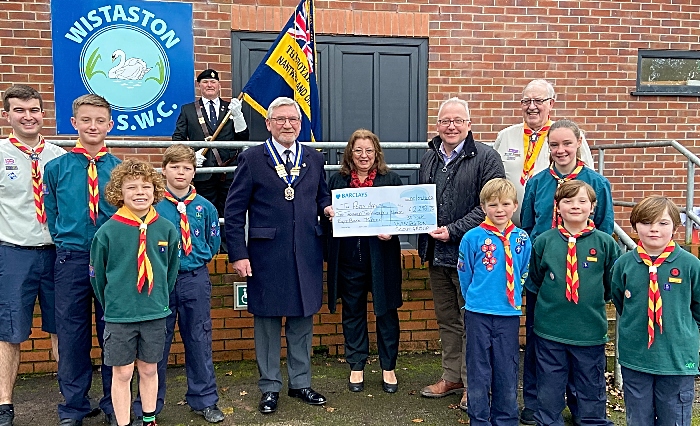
[
  {"xmin": 637, "ymin": 241, "xmax": 675, "ymax": 348},
  {"xmin": 163, "ymin": 187, "xmax": 197, "ymax": 256},
  {"xmin": 9, "ymin": 134, "xmax": 46, "ymax": 223},
  {"xmin": 557, "ymin": 220, "xmax": 596, "ymax": 304},
  {"xmin": 111, "ymin": 206, "xmax": 159, "ymax": 294},
  {"xmin": 549, "ymin": 160, "xmax": 585, "ymax": 228},
  {"xmin": 71, "ymin": 140, "xmax": 108, "ymax": 224},
  {"xmin": 480, "ymin": 219, "xmax": 517, "ymax": 308}
]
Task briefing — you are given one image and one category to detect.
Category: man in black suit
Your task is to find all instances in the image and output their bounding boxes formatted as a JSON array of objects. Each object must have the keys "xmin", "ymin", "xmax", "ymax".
[
  {"xmin": 172, "ymin": 69, "xmax": 249, "ymax": 218},
  {"xmin": 224, "ymin": 97, "xmax": 333, "ymax": 415}
]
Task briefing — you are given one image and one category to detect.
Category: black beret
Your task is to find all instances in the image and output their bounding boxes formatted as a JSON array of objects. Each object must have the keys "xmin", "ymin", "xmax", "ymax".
[{"xmin": 197, "ymin": 69, "xmax": 219, "ymax": 82}]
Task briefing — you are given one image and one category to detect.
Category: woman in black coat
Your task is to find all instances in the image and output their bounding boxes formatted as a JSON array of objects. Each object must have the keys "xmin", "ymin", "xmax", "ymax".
[{"xmin": 325, "ymin": 129, "xmax": 403, "ymax": 393}]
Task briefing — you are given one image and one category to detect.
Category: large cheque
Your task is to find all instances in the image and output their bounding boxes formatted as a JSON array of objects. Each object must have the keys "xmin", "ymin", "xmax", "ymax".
[{"xmin": 331, "ymin": 184, "xmax": 438, "ymax": 237}]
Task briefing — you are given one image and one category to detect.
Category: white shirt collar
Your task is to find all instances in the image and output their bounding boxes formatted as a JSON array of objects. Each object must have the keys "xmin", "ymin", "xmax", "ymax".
[{"xmin": 271, "ymin": 138, "xmax": 297, "ymax": 162}]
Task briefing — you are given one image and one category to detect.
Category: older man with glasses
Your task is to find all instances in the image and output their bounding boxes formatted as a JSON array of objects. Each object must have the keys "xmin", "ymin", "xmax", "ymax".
[
  {"xmin": 418, "ymin": 97, "xmax": 505, "ymax": 411},
  {"xmin": 493, "ymin": 79, "xmax": 594, "ymax": 426}
]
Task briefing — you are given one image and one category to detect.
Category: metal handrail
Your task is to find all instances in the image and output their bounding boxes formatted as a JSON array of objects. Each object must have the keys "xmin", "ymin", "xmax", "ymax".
[
  {"xmin": 590, "ymin": 140, "xmax": 699, "ymax": 245},
  {"xmin": 50, "ymin": 140, "xmax": 427, "ymax": 173}
]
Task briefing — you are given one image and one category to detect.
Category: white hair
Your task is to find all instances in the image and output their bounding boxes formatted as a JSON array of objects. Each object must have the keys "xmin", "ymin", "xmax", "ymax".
[
  {"xmin": 437, "ymin": 97, "xmax": 470, "ymax": 118},
  {"xmin": 267, "ymin": 97, "xmax": 302, "ymax": 119},
  {"xmin": 523, "ymin": 79, "xmax": 556, "ymax": 99}
]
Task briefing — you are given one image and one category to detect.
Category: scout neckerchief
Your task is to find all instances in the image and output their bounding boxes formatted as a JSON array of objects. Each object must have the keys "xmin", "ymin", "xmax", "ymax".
[
  {"xmin": 163, "ymin": 186, "xmax": 197, "ymax": 256},
  {"xmin": 9, "ymin": 133, "xmax": 46, "ymax": 223},
  {"xmin": 637, "ymin": 240, "xmax": 676, "ymax": 348},
  {"xmin": 111, "ymin": 206, "xmax": 159, "ymax": 295},
  {"xmin": 71, "ymin": 140, "xmax": 108, "ymax": 224},
  {"xmin": 264, "ymin": 139, "xmax": 303, "ymax": 201},
  {"xmin": 520, "ymin": 119, "xmax": 552, "ymax": 185},
  {"xmin": 480, "ymin": 217, "xmax": 517, "ymax": 308},
  {"xmin": 557, "ymin": 219, "xmax": 596, "ymax": 304},
  {"xmin": 548, "ymin": 160, "xmax": 586, "ymax": 227}
]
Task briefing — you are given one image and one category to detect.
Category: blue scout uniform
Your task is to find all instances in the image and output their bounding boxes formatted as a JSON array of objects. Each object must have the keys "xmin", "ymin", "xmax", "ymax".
[
  {"xmin": 44, "ymin": 151, "xmax": 120, "ymax": 420},
  {"xmin": 133, "ymin": 189, "xmax": 221, "ymax": 416},
  {"xmin": 458, "ymin": 223, "xmax": 531, "ymax": 425},
  {"xmin": 611, "ymin": 245, "xmax": 700, "ymax": 426}
]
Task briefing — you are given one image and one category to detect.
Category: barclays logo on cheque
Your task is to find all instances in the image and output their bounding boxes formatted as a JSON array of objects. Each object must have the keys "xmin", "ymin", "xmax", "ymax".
[{"xmin": 64, "ymin": 4, "xmax": 181, "ymax": 132}]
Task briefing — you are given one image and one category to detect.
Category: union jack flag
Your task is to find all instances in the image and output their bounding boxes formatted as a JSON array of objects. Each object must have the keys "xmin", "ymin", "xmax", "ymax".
[
  {"xmin": 287, "ymin": 7, "xmax": 314, "ymax": 73},
  {"xmin": 241, "ymin": 0, "xmax": 321, "ymax": 142}
]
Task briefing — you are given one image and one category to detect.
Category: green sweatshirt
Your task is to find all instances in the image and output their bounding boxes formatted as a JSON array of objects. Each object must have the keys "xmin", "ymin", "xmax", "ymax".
[
  {"xmin": 611, "ymin": 246, "xmax": 700, "ymax": 375},
  {"xmin": 90, "ymin": 215, "xmax": 179, "ymax": 323},
  {"xmin": 530, "ymin": 228, "xmax": 620, "ymax": 346}
]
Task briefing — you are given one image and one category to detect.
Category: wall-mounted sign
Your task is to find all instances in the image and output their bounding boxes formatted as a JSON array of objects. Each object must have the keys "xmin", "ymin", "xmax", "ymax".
[
  {"xmin": 50, "ymin": 0, "xmax": 194, "ymax": 136},
  {"xmin": 234, "ymin": 282, "xmax": 248, "ymax": 310}
]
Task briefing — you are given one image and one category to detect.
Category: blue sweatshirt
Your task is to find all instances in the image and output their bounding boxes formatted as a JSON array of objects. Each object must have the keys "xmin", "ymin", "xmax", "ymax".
[
  {"xmin": 155, "ymin": 189, "xmax": 220, "ymax": 272},
  {"xmin": 520, "ymin": 166, "xmax": 614, "ymax": 242},
  {"xmin": 457, "ymin": 224, "xmax": 531, "ymax": 316},
  {"xmin": 44, "ymin": 151, "xmax": 121, "ymax": 251}
]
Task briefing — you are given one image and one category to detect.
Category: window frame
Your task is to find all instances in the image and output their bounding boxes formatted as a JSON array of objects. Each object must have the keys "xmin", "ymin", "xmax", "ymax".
[{"xmin": 633, "ymin": 49, "xmax": 700, "ymax": 97}]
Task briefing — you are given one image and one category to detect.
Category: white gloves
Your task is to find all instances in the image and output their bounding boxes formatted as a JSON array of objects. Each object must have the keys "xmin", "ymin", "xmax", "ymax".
[
  {"xmin": 228, "ymin": 98, "xmax": 247, "ymax": 132},
  {"xmin": 195, "ymin": 148, "xmax": 206, "ymax": 168}
]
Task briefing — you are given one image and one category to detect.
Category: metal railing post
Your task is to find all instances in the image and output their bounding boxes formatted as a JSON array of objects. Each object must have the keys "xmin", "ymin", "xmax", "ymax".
[{"xmin": 686, "ymin": 159, "xmax": 696, "ymax": 245}]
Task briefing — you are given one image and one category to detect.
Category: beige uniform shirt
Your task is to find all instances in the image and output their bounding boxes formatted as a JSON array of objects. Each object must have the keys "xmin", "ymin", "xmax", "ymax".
[{"xmin": 0, "ymin": 138, "xmax": 66, "ymax": 246}]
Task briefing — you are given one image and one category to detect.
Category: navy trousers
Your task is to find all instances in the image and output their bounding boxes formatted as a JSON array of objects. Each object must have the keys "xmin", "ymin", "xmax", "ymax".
[
  {"xmin": 534, "ymin": 337, "xmax": 611, "ymax": 426},
  {"xmin": 523, "ymin": 289, "xmax": 578, "ymax": 419},
  {"xmin": 133, "ymin": 266, "xmax": 218, "ymax": 415},
  {"xmin": 465, "ymin": 311, "xmax": 520, "ymax": 426},
  {"xmin": 54, "ymin": 250, "xmax": 113, "ymax": 420},
  {"xmin": 621, "ymin": 366, "xmax": 694, "ymax": 426}
]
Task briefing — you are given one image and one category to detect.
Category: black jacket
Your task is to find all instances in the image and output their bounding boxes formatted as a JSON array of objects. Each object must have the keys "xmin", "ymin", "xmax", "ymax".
[
  {"xmin": 417, "ymin": 131, "xmax": 505, "ymax": 267},
  {"xmin": 323, "ymin": 171, "xmax": 404, "ymax": 317},
  {"xmin": 172, "ymin": 98, "xmax": 249, "ymax": 180}
]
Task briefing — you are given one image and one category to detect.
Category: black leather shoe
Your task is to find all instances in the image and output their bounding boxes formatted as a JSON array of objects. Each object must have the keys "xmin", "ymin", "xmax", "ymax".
[
  {"xmin": 0, "ymin": 404, "xmax": 14, "ymax": 426},
  {"xmin": 86, "ymin": 396, "xmax": 101, "ymax": 418},
  {"xmin": 348, "ymin": 379, "xmax": 364, "ymax": 392},
  {"xmin": 58, "ymin": 419, "xmax": 83, "ymax": 426},
  {"xmin": 103, "ymin": 413, "xmax": 118, "ymax": 426},
  {"xmin": 382, "ymin": 380, "xmax": 398, "ymax": 393},
  {"xmin": 258, "ymin": 392, "xmax": 279, "ymax": 414},
  {"xmin": 287, "ymin": 387, "xmax": 326, "ymax": 405},
  {"xmin": 193, "ymin": 405, "xmax": 225, "ymax": 423}
]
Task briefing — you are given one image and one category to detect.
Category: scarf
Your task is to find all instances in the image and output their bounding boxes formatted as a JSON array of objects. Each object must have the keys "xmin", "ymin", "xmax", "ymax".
[
  {"xmin": 480, "ymin": 218, "xmax": 517, "ymax": 308},
  {"xmin": 71, "ymin": 140, "xmax": 108, "ymax": 224},
  {"xmin": 9, "ymin": 134, "xmax": 46, "ymax": 223},
  {"xmin": 163, "ymin": 187, "xmax": 197, "ymax": 256},
  {"xmin": 350, "ymin": 168, "xmax": 377, "ymax": 188},
  {"xmin": 111, "ymin": 206, "xmax": 159, "ymax": 294},
  {"xmin": 549, "ymin": 160, "xmax": 585, "ymax": 227},
  {"xmin": 520, "ymin": 119, "xmax": 552, "ymax": 185},
  {"xmin": 637, "ymin": 240, "xmax": 676, "ymax": 348},
  {"xmin": 557, "ymin": 219, "xmax": 596, "ymax": 303}
]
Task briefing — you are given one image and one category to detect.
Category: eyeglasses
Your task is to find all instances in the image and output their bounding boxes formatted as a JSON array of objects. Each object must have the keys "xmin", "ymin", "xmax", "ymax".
[
  {"xmin": 436, "ymin": 118, "xmax": 469, "ymax": 127},
  {"xmin": 352, "ymin": 148, "xmax": 375, "ymax": 156},
  {"xmin": 520, "ymin": 98, "xmax": 553, "ymax": 106},
  {"xmin": 269, "ymin": 116, "xmax": 301, "ymax": 125}
]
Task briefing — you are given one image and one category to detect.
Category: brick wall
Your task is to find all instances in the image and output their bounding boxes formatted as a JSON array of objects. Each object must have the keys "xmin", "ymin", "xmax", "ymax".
[
  {"xmin": 3, "ymin": 0, "xmax": 700, "ymax": 370},
  {"xmin": 19, "ymin": 250, "xmax": 447, "ymax": 373},
  {"xmin": 2, "ymin": 0, "xmax": 699, "ymax": 224}
]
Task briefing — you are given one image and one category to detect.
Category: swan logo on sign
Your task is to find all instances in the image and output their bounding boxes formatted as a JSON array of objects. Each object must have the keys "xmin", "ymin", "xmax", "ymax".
[{"xmin": 51, "ymin": 0, "xmax": 194, "ymax": 136}]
